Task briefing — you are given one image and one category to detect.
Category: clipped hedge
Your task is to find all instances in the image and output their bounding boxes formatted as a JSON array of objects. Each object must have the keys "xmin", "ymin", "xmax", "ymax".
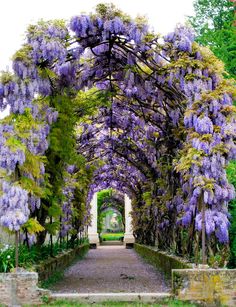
[
  {"xmin": 134, "ymin": 243, "xmax": 193, "ymax": 278},
  {"xmin": 34, "ymin": 243, "xmax": 89, "ymax": 281}
]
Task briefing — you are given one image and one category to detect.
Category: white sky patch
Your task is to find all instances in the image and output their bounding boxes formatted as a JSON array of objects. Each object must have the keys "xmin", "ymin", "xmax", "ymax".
[
  {"xmin": 0, "ymin": 0, "xmax": 194, "ymax": 119},
  {"xmin": 0, "ymin": 105, "xmax": 10, "ymax": 119},
  {"xmin": 0, "ymin": 0, "xmax": 194, "ymax": 71}
]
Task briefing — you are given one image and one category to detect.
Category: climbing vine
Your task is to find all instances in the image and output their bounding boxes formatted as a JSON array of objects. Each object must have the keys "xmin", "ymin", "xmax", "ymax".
[{"xmin": 0, "ymin": 3, "xmax": 235, "ymax": 265}]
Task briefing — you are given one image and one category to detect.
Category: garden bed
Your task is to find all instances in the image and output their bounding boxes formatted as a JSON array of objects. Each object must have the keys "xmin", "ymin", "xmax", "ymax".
[
  {"xmin": 34, "ymin": 243, "xmax": 89, "ymax": 281},
  {"xmin": 0, "ymin": 239, "xmax": 89, "ymax": 273}
]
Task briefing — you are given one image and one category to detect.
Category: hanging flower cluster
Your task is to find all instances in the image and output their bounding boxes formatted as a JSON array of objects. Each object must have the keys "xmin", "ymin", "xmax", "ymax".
[
  {"xmin": 0, "ymin": 181, "xmax": 29, "ymax": 231},
  {"xmin": 0, "ymin": 124, "xmax": 25, "ymax": 171}
]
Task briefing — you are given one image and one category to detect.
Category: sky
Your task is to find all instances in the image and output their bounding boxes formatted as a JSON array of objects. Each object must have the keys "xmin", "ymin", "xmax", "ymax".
[
  {"xmin": 0, "ymin": 0, "xmax": 195, "ymax": 70},
  {"xmin": 0, "ymin": 0, "xmax": 195, "ymax": 118}
]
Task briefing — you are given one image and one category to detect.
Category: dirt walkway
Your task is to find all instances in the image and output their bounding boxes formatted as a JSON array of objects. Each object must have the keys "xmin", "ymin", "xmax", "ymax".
[{"xmin": 50, "ymin": 245, "xmax": 170, "ymax": 293}]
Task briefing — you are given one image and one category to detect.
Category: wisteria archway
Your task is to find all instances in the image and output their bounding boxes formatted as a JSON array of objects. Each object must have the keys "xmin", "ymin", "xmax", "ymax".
[
  {"xmin": 0, "ymin": 3, "xmax": 235, "ymax": 263},
  {"xmin": 98, "ymin": 190, "xmax": 125, "ymax": 225}
]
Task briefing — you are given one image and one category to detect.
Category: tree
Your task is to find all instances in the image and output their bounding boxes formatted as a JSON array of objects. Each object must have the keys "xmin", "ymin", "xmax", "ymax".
[{"xmin": 188, "ymin": 0, "xmax": 236, "ymax": 79}]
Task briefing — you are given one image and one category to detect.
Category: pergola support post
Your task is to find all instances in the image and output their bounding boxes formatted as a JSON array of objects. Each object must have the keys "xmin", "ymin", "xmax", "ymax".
[
  {"xmin": 124, "ymin": 194, "xmax": 135, "ymax": 248},
  {"xmin": 88, "ymin": 192, "xmax": 99, "ymax": 248}
]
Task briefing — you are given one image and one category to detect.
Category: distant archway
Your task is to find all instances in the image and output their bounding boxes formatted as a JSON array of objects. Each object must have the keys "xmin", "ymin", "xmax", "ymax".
[{"xmin": 88, "ymin": 192, "xmax": 134, "ymax": 247}]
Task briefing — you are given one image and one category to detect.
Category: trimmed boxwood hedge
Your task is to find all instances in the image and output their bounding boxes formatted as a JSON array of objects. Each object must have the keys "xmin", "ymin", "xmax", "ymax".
[
  {"xmin": 35, "ymin": 243, "xmax": 89, "ymax": 281},
  {"xmin": 134, "ymin": 243, "xmax": 192, "ymax": 279}
]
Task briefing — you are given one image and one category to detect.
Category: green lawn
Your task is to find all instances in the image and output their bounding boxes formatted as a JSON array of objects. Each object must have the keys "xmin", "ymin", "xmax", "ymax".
[{"xmin": 100, "ymin": 232, "xmax": 124, "ymax": 241}]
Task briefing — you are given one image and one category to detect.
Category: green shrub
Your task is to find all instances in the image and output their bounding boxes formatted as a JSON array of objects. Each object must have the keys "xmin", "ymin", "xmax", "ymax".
[{"xmin": 0, "ymin": 238, "xmax": 88, "ymax": 272}]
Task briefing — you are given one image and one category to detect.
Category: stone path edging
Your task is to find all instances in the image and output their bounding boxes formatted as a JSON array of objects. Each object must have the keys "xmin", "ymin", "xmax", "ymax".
[{"xmin": 51, "ymin": 292, "xmax": 172, "ymax": 303}]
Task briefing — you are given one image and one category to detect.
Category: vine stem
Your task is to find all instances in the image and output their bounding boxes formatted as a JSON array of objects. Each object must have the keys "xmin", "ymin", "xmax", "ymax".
[
  {"xmin": 201, "ymin": 198, "xmax": 206, "ymax": 265},
  {"xmin": 15, "ymin": 230, "xmax": 19, "ymax": 272}
]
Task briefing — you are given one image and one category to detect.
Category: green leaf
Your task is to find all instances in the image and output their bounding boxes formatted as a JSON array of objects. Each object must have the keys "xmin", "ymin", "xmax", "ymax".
[
  {"xmin": 48, "ymin": 203, "xmax": 62, "ymax": 217},
  {"xmin": 5, "ymin": 137, "xmax": 26, "ymax": 152},
  {"xmin": 22, "ymin": 218, "xmax": 45, "ymax": 234},
  {"xmin": 44, "ymin": 221, "xmax": 60, "ymax": 235},
  {"xmin": 20, "ymin": 176, "xmax": 44, "ymax": 197}
]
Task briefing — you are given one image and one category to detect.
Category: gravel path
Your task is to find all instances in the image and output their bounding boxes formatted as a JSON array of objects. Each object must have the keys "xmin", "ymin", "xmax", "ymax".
[{"xmin": 50, "ymin": 245, "xmax": 171, "ymax": 293}]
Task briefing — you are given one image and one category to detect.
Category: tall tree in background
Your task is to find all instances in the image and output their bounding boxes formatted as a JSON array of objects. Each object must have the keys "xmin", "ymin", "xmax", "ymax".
[
  {"xmin": 188, "ymin": 0, "xmax": 235, "ymax": 79},
  {"xmin": 189, "ymin": 0, "xmax": 236, "ymax": 267}
]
